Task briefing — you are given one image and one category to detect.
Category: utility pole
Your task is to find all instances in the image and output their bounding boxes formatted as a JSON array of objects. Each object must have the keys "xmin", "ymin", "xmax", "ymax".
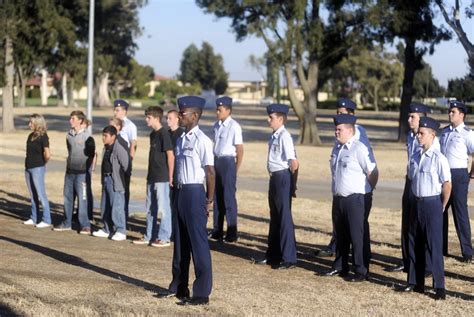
[{"xmin": 86, "ymin": 0, "xmax": 95, "ymax": 132}]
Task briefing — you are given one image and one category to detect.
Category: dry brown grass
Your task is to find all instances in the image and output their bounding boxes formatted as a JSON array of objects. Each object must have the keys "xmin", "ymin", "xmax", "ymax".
[{"xmin": 1, "ymin": 107, "xmax": 473, "ymax": 315}]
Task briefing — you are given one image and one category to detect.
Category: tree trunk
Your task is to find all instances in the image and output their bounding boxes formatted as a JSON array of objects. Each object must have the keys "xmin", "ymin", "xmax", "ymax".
[
  {"xmin": 40, "ymin": 68, "xmax": 48, "ymax": 106},
  {"xmin": 374, "ymin": 85, "xmax": 379, "ymax": 112},
  {"xmin": 284, "ymin": 63, "xmax": 322, "ymax": 145},
  {"xmin": 17, "ymin": 65, "xmax": 26, "ymax": 108},
  {"xmin": 398, "ymin": 38, "xmax": 416, "ymax": 142},
  {"xmin": 62, "ymin": 72, "xmax": 69, "ymax": 106},
  {"xmin": 2, "ymin": 36, "xmax": 15, "ymax": 132},
  {"xmin": 68, "ymin": 77, "xmax": 78, "ymax": 108},
  {"xmin": 95, "ymin": 72, "xmax": 111, "ymax": 107}
]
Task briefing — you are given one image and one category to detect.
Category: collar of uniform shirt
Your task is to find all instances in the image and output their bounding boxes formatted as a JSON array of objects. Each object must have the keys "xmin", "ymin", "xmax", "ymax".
[
  {"xmin": 219, "ymin": 116, "xmax": 231, "ymax": 126},
  {"xmin": 451, "ymin": 122, "xmax": 465, "ymax": 132},
  {"xmin": 272, "ymin": 125, "xmax": 285, "ymax": 137},
  {"xmin": 339, "ymin": 135, "xmax": 357, "ymax": 149},
  {"xmin": 185, "ymin": 125, "xmax": 199, "ymax": 137}
]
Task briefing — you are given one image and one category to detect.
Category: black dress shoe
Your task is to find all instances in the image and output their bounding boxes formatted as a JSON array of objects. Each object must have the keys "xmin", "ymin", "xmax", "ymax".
[
  {"xmin": 433, "ymin": 288, "xmax": 446, "ymax": 300},
  {"xmin": 209, "ymin": 231, "xmax": 223, "ymax": 241},
  {"xmin": 403, "ymin": 284, "xmax": 424, "ymax": 293},
  {"xmin": 315, "ymin": 249, "xmax": 334, "ymax": 257},
  {"xmin": 157, "ymin": 291, "xmax": 190, "ymax": 300},
  {"xmin": 388, "ymin": 264, "xmax": 405, "ymax": 272},
  {"xmin": 224, "ymin": 235, "xmax": 238, "ymax": 243},
  {"xmin": 403, "ymin": 284, "xmax": 415, "ymax": 292},
  {"xmin": 252, "ymin": 258, "xmax": 269, "ymax": 265},
  {"xmin": 177, "ymin": 297, "xmax": 209, "ymax": 306},
  {"xmin": 461, "ymin": 256, "xmax": 472, "ymax": 263},
  {"xmin": 347, "ymin": 273, "xmax": 368, "ymax": 282},
  {"xmin": 272, "ymin": 262, "xmax": 296, "ymax": 270},
  {"xmin": 324, "ymin": 269, "xmax": 348, "ymax": 277}
]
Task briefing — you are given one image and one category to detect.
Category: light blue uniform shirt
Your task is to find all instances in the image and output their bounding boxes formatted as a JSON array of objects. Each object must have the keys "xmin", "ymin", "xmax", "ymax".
[
  {"xmin": 331, "ymin": 136, "xmax": 376, "ymax": 196},
  {"xmin": 406, "ymin": 130, "xmax": 440, "ymax": 179},
  {"xmin": 176, "ymin": 125, "xmax": 214, "ymax": 185},
  {"xmin": 355, "ymin": 124, "xmax": 376, "ymax": 163},
  {"xmin": 439, "ymin": 123, "xmax": 474, "ymax": 169},
  {"xmin": 120, "ymin": 116, "xmax": 137, "ymax": 148},
  {"xmin": 213, "ymin": 116, "xmax": 243, "ymax": 157},
  {"xmin": 409, "ymin": 144, "xmax": 451, "ymax": 197},
  {"xmin": 267, "ymin": 125, "xmax": 296, "ymax": 173}
]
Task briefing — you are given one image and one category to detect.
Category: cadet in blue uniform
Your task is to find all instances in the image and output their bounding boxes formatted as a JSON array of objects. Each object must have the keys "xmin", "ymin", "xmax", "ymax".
[
  {"xmin": 209, "ymin": 96, "xmax": 244, "ymax": 243},
  {"xmin": 255, "ymin": 104, "xmax": 298, "ymax": 269},
  {"xmin": 318, "ymin": 98, "xmax": 376, "ymax": 273},
  {"xmin": 405, "ymin": 117, "xmax": 451, "ymax": 300},
  {"xmin": 390, "ymin": 103, "xmax": 430, "ymax": 272},
  {"xmin": 325, "ymin": 114, "xmax": 378, "ymax": 282},
  {"xmin": 440, "ymin": 101, "xmax": 474, "ymax": 263},
  {"xmin": 165, "ymin": 96, "xmax": 215, "ymax": 306}
]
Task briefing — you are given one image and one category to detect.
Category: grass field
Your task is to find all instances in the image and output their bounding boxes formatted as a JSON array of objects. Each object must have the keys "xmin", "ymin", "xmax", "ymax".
[{"xmin": 0, "ymin": 106, "xmax": 473, "ymax": 316}]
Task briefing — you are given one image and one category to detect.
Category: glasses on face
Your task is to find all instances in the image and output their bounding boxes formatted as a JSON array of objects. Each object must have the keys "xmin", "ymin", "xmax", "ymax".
[{"xmin": 178, "ymin": 111, "xmax": 194, "ymax": 117}]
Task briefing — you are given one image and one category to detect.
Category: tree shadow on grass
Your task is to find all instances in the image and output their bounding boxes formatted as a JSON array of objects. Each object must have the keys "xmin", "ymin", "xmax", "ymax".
[{"xmin": 0, "ymin": 236, "xmax": 167, "ymax": 294}]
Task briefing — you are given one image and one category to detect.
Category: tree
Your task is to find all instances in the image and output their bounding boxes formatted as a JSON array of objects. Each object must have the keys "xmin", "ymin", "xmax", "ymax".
[
  {"xmin": 448, "ymin": 76, "xmax": 474, "ymax": 101},
  {"xmin": 370, "ymin": 0, "xmax": 451, "ymax": 142},
  {"xmin": 0, "ymin": 0, "xmax": 27, "ymax": 131},
  {"xmin": 93, "ymin": 0, "xmax": 147, "ymax": 107},
  {"xmin": 125, "ymin": 59, "xmax": 154, "ymax": 98},
  {"xmin": 197, "ymin": 0, "xmax": 368, "ymax": 145},
  {"xmin": 179, "ymin": 42, "xmax": 228, "ymax": 95},
  {"xmin": 435, "ymin": 0, "xmax": 474, "ymax": 75},
  {"xmin": 335, "ymin": 47, "xmax": 404, "ymax": 111},
  {"xmin": 413, "ymin": 61, "xmax": 446, "ymax": 98}
]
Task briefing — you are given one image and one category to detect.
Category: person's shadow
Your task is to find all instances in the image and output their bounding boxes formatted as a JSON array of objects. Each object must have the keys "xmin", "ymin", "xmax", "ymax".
[{"xmin": 0, "ymin": 236, "xmax": 167, "ymax": 294}]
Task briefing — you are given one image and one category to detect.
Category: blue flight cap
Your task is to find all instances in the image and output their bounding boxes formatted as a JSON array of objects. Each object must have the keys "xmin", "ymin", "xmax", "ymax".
[
  {"xmin": 409, "ymin": 102, "xmax": 430, "ymax": 114},
  {"xmin": 337, "ymin": 98, "xmax": 356, "ymax": 110},
  {"xmin": 114, "ymin": 99, "xmax": 129, "ymax": 110},
  {"xmin": 177, "ymin": 96, "xmax": 206, "ymax": 110},
  {"xmin": 267, "ymin": 103, "xmax": 289, "ymax": 115},
  {"xmin": 419, "ymin": 117, "xmax": 440, "ymax": 131},
  {"xmin": 216, "ymin": 96, "xmax": 233, "ymax": 108},
  {"xmin": 449, "ymin": 100, "xmax": 467, "ymax": 113},
  {"xmin": 333, "ymin": 113, "xmax": 357, "ymax": 126}
]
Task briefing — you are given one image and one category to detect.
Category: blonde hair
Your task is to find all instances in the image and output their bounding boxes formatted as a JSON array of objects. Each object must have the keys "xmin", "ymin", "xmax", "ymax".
[
  {"xmin": 109, "ymin": 117, "xmax": 123, "ymax": 131},
  {"xmin": 29, "ymin": 113, "xmax": 47, "ymax": 140}
]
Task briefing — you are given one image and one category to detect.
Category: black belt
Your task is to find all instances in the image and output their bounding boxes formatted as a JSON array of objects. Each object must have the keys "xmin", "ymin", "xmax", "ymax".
[
  {"xmin": 414, "ymin": 195, "xmax": 440, "ymax": 201},
  {"xmin": 103, "ymin": 173, "xmax": 112, "ymax": 176},
  {"xmin": 269, "ymin": 169, "xmax": 289, "ymax": 177}
]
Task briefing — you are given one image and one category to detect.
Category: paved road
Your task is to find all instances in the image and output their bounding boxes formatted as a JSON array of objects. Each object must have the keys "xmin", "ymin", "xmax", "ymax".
[{"xmin": 4, "ymin": 153, "xmax": 472, "ymax": 217}]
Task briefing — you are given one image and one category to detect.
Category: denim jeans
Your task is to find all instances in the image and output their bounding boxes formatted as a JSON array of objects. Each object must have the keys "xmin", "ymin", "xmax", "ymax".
[
  {"xmin": 63, "ymin": 173, "xmax": 90, "ymax": 229},
  {"xmin": 145, "ymin": 182, "xmax": 172, "ymax": 241},
  {"xmin": 100, "ymin": 175, "xmax": 126, "ymax": 234},
  {"xmin": 24, "ymin": 166, "xmax": 51, "ymax": 224}
]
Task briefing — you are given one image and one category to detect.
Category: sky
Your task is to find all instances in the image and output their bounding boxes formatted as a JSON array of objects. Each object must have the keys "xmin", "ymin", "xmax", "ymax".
[{"xmin": 134, "ymin": 0, "xmax": 473, "ymax": 88}]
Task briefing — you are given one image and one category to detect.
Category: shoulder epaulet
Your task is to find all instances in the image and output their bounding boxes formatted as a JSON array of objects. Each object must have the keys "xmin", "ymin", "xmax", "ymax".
[{"xmin": 463, "ymin": 126, "xmax": 471, "ymax": 132}]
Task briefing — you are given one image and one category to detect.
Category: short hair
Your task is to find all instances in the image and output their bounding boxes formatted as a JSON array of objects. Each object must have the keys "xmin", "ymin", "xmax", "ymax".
[
  {"xmin": 70, "ymin": 110, "xmax": 86, "ymax": 123},
  {"xmin": 167, "ymin": 109, "xmax": 178, "ymax": 116},
  {"xmin": 102, "ymin": 125, "xmax": 117, "ymax": 136},
  {"xmin": 83, "ymin": 118, "xmax": 91, "ymax": 127},
  {"xmin": 145, "ymin": 106, "xmax": 164, "ymax": 119},
  {"xmin": 272, "ymin": 112, "xmax": 288, "ymax": 124},
  {"xmin": 109, "ymin": 117, "xmax": 123, "ymax": 130}
]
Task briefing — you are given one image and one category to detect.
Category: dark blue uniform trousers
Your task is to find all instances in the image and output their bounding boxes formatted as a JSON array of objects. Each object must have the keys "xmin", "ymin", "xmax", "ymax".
[
  {"xmin": 407, "ymin": 195, "xmax": 445, "ymax": 289},
  {"xmin": 168, "ymin": 184, "xmax": 212, "ymax": 298},
  {"xmin": 213, "ymin": 156, "xmax": 238, "ymax": 239},
  {"xmin": 266, "ymin": 169, "xmax": 297, "ymax": 264},
  {"xmin": 443, "ymin": 168, "xmax": 472, "ymax": 258},
  {"xmin": 327, "ymin": 193, "xmax": 372, "ymax": 270},
  {"xmin": 332, "ymin": 194, "xmax": 367, "ymax": 276}
]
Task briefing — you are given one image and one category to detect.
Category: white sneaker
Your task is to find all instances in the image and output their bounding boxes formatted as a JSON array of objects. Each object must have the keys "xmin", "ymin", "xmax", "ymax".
[
  {"xmin": 111, "ymin": 232, "xmax": 127, "ymax": 241},
  {"xmin": 23, "ymin": 219, "xmax": 35, "ymax": 225},
  {"xmin": 92, "ymin": 229, "xmax": 109, "ymax": 238},
  {"xmin": 36, "ymin": 221, "xmax": 51, "ymax": 229}
]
